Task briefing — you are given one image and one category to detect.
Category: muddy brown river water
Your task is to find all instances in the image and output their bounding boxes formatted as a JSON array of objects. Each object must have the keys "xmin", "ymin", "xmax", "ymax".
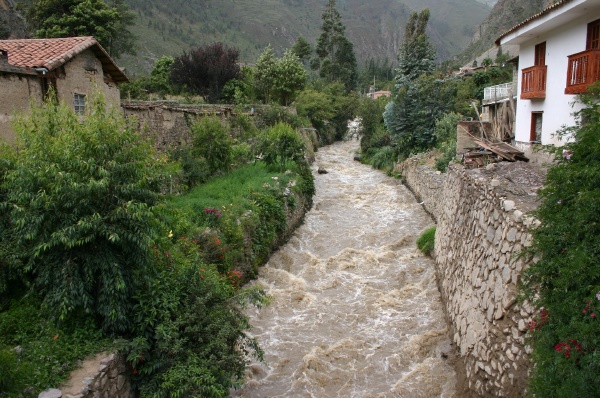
[{"xmin": 233, "ymin": 140, "xmax": 457, "ymax": 398}]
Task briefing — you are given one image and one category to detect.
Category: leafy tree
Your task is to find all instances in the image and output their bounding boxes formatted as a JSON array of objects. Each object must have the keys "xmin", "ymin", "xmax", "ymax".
[
  {"xmin": 170, "ymin": 43, "xmax": 241, "ymax": 103},
  {"xmin": 356, "ymin": 95, "xmax": 389, "ymax": 153},
  {"xmin": 254, "ymin": 45, "xmax": 277, "ymax": 104},
  {"xmin": 26, "ymin": 0, "xmax": 136, "ymax": 58},
  {"xmin": 2, "ymin": 92, "xmax": 164, "ymax": 333},
  {"xmin": 314, "ymin": 0, "xmax": 357, "ymax": 90},
  {"xmin": 295, "ymin": 89, "xmax": 335, "ymax": 135},
  {"xmin": 128, "ymin": 256, "xmax": 269, "ymax": 397},
  {"xmin": 255, "ymin": 47, "xmax": 307, "ymax": 106},
  {"xmin": 0, "ymin": 24, "xmax": 9, "ymax": 40},
  {"xmin": 521, "ymin": 84, "xmax": 600, "ymax": 397},
  {"xmin": 291, "ymin": 36, "xmax": 312, "ymax": 64},
  {"xmin": 150, "ymin": 55, "xmax": 175, "ymax": 96},
  {"xmin": 358, "ymin": 57, "xmax": 394, "ymax": 93},
  {"xmin": 273, "ymin": 50, "xmax": 307, "ymax": 106},
  {"xmin": 222, "ymin": 66, "xmax": 256, "ymax": 105}
]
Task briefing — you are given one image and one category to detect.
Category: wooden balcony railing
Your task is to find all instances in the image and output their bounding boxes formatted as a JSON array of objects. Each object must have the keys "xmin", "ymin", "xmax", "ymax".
[
  {"xmin": 565, "ymin": 48, "xmax": 600, "ymax": 94},
  {"xmin": 521, "ymin": 65, "xmax": 547, "ymax": 99}
]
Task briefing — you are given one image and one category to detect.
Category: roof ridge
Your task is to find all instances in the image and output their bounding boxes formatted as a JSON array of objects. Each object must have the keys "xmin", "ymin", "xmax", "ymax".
[{"xmin": 496, "ymin": 0, "xmax": 575, "ymax": 44}]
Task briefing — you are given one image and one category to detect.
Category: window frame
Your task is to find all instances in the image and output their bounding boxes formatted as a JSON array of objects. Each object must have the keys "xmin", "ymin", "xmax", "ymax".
[
  {"xmin": 73, "ymin": 93, "xmax": 86, "ymax": 116},
  {"xmin": 530, "ymin": 111, "xmax": 543, "ymax": 142}
]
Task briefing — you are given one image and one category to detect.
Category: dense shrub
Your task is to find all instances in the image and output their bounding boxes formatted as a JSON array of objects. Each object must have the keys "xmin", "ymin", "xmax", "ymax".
[
  {"xmin": 434, "ymin": 112, "xmax": 460, "ymax": 172},
  {"xmin": 258, "ymin": 123, "xmax": 308, "ymax": 171},
  {"xmin": 2, "ymin": 93, "xmax": 164, "ymax": 333},
  {"xmin": 521, "ymin": 84, "xmax": 600, "ymax": 397},
  {"xmin": 257, "ymin": 105, "xmax": 307, "ymax": 129},
  {"xmin": 191, "ymin": 116, "xmax": 233, "ymax": 175},
  {"xmin": 416, "ymin": 227, "xmax": 436, "ymax": 256},
  {"xmin": 356, "ymin": 96, "xmax": 389, "ymax": 153},
  {"xmin": 367, "ymin": 146, "xmax": 397, "ymax": 172},
  {"xmin": 0, "ymin": 298, "xmax": 113, "ymax": 395},
  {"xmin": 127, "ymin": 231, "xmax": 270, "ymax": 397}
]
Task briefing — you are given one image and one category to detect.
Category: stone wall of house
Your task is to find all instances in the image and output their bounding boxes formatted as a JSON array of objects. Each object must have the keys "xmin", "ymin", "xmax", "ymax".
[
  {"xmin": 0, "ymin": 72, "xmax": 43, "ymax": 142},
  {"xmin": 38, "ymin": 353, "xmax": 134, "ymax": 398},
  {"xmin": 397, "ymin": 157, "xmax": 547, "ymax": 397},
  {"xmin": 57, "ymin": 48, "xmax": 121, "ymax": 110}
]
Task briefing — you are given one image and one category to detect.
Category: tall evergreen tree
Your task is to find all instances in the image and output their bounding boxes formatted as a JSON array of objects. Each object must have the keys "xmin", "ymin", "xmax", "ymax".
[
  {"xmin": 26, "ymin": 0, "xmax": 136, "ymax": 58},
  {"xmin": 384, "ymin": 9, "xmax": 444, "ymax": 155},
  {"xmin": 395, "ymin": 9, "xmax": 436, "ymax": 86},
  {"xmin": 314, "ymin": 0, "xmax": 357, "ymax": 90}
]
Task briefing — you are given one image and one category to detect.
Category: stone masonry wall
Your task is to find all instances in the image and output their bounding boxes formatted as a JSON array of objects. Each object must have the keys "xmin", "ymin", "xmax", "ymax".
[
  {"xmin": 393, "ymin": 154, "xmax": 445, "ymax": 222},
  {"xmin": 121, "ymin": 101, "xmax": 235, "ymax": 151},
  {"xmin": 397, "ymin": 157, "xmax": 547, "ymax": 397},
  {"xmin": 38, "ymin": 352, "xmax": 134, "ymax": 398}
]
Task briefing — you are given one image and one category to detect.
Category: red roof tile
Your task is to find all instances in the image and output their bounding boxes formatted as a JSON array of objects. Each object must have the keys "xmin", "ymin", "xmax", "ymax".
[
  {"xmin": 0, "ymin": 36, "xmax": 96, "ymax": 69},
  {"xmin": 0, "ymin": 36, "xmax": 128, "ymax": 82}
]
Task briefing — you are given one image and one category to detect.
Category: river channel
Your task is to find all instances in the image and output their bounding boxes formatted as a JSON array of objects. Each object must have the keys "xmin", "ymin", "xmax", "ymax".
[{"xmin": 234, "ymin": 139, "xmax": 457, "ymax": 397}]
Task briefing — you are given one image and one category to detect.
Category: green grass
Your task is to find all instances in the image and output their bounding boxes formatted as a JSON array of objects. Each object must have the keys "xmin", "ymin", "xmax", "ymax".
[
  {"xmin": 0, "ymin": 299, "xmax": 114, "ymax": 397},
  {"xmin": 416, "ymin": 227, "xmax": 436, "ymax": 256},
  {"xmin": 168, "ymin": 161, "xmax": 293, "ymax": 217}
]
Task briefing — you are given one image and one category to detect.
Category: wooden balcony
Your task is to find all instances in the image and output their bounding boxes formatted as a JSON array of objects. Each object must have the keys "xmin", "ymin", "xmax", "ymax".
[
  {"xmin": 521, "ymin": 65, "xmax": 547, "ymax": 99},
  {"xmin": 565, "ymin": 48, "xmax": 600, "ymax": 94}
]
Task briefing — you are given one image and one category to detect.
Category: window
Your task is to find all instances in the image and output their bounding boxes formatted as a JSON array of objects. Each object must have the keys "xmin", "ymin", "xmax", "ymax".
[
  {"xmin": 74, "ymin": 93, "xmax": 86, "ymax": 115},
  {"xmin": 534, "ymin": 42, "xmax": 546, "ymax": 66},
  {"xmin": 530, "ymin": 112, "xmax": 543, "ymax": 142},
  {"xmin": 587, "ymin": 19, "xmax": 600, "ymax": 50}
]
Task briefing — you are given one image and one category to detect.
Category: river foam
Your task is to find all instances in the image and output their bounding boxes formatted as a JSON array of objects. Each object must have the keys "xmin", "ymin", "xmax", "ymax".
[{"xmin": 234, "ymin": 140, "xmax": 456, "ymax": 398}]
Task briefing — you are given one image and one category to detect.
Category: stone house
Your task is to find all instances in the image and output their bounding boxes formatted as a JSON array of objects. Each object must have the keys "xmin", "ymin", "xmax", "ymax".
[
  {"xmin": 0, "ymin": 36, "xmax": 128, "ymax": 142},
  {"xmin": 497, "ymin": 0, "xmax": 600, "ymax": 154}
]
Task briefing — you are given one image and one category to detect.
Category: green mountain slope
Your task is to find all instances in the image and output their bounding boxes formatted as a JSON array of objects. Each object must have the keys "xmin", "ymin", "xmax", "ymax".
[
  {"xmin": 121, "ymin": 0, "xmax": 492, "ymax": 74},
  {"xmin": 456, "ymin": 0, "xmax": 555, "ymax": 64}
]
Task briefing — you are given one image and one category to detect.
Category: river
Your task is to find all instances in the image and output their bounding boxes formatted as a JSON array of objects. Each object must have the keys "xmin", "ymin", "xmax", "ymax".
[{"xmin": 234, "ymin": 140, "xmax": 457, "ymax": 397}]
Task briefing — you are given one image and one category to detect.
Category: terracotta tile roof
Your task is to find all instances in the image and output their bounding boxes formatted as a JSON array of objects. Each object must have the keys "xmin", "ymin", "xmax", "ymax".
[
  {"xmin": 496, "ymin": 0, "xmax": 574, "ymax": 45},
  {"xmin": 0, "ymin": 36, "xmax": 128, "ymax": 82}
]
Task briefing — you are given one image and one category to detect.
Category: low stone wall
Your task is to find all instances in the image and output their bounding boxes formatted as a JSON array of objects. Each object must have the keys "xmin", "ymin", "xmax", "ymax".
[
  {"xmin": 393, "ymin": 154, "xmax": 445, "ymax": 222},
  {"xmin": 121, "ymin": 101, "xmax": 234, "ymax": 151},
  {"xmin": 39, "ymin": 353, "xmax": 133, "ymax": 398},
  {"xmin": 397, "ymin": 156, "xmax": 547, "ymax": 397}
]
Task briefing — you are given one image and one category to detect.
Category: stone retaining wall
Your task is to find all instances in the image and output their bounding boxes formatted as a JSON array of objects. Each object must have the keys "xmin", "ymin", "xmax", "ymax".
[
  {"xmin": 397, "ymin": 158, "xmax": 547, "ymax": 397},
  {"xmin": 393, "ymin": 154, "xmax": 445, "ymax": 222},
  {"xmin": 39, "ymin": 353, "xmax": 133, "ymax": 398}
]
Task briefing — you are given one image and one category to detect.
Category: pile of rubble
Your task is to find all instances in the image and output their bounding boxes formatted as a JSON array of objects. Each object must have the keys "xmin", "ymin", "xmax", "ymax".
[{"xmin": 462, "ymin": 139, "xmax": 529, "ymax": 169}]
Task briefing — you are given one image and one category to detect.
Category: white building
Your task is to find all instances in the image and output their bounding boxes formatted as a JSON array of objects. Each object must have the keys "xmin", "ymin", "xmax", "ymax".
[{"xmin": 498, "ymin": 0, "xmax": 600, "ymax": 153}]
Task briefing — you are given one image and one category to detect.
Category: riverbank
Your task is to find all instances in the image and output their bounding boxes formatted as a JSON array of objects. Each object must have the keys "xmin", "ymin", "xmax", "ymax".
[
  {"xmin": 234, "ymin": 140, "xmax": 456, "ymax": 397},
  {"xmin": 395, "ymin": 155, "xmax": 547, "ymax": 397}
]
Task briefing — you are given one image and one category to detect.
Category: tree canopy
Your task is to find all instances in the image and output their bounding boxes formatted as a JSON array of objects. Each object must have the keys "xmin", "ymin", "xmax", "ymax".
[
  {"xmin": 313, "ymin": 0, "xmax": 357, "ymax": 91},
  {"xmin": 26, "ymin": 0, "xmax": 136, "ymax": 58},
  {"xmin": 254, "ymin": 46, "xmax": 307, "ymax": 106},
  {"xmin": 1, "ymin": 92, "xmax": 164, "ymax": 333},
  {"xmin": 170, "ymin": 42, "xmax": 241, "ymax": 102}
]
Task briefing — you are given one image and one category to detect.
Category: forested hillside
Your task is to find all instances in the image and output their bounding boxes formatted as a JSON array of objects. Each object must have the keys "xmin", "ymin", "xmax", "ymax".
[
  {"xmin": 120, "ymin": 0, "xmax": 491, "ymax": 74},
  {"xmin": 456, "ymin": 0, "xmax": 557, "ymax": 64},
  {"xmin": 2, "ymin": 0, "xmax": 556, "ymax": 75}
]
